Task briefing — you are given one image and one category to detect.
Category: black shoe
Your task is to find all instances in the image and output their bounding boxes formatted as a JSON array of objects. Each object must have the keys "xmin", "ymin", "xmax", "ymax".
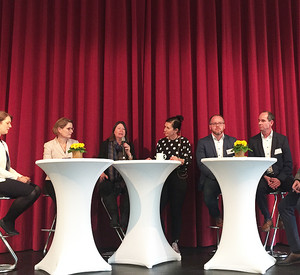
[
  {"xmin": 261, "ymin": 219, "xmax": 273, "ymax": 232},
  {"xmin": 110, "ymin": 215, "xmax": 120, "ymax": 228},
  {"xmin": 276, "ymin": 253, "xmax": 300, "ymax": 266},
  {"xmin": 0, "ymin": 219, "xmax": 19, "ymax": 236}
]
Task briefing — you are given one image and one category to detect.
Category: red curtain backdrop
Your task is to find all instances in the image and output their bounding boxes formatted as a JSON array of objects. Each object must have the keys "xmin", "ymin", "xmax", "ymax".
[{"xmin": 0, "ymin": 0, "xmax": 299, "ymax": 252}]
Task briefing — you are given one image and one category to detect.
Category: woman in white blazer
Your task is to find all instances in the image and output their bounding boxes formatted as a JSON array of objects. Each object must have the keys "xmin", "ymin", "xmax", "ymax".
[
  {"xmin": 0, "ymin": 111, "xmax": 41, "ymax": 236},
  {"xmin": 43, "ymin": 117, "xmax": 78, "ymax": 207}
]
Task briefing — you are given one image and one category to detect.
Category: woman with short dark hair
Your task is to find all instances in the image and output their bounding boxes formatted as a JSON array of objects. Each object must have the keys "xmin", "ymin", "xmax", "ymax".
[{"xmin": 156, "ymin": 115, "xmax": 192, "ymax": 254}]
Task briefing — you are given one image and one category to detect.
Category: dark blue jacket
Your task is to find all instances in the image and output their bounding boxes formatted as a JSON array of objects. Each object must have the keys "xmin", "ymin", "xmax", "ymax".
[{"xmin": 196, "ymin": 134, "xmax": 236, "ymax": 190}]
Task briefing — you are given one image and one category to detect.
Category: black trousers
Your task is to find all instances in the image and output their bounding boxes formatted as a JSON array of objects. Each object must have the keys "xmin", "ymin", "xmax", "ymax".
[
  {"xmin": 256, "ymin": 176, "xmax": 293, "ymax": 220},
  {"xmin": 43, "ymin": 180, "xmax": 56, "ymax": 208},
  {"xmin": 160, "ymin": 170, "xmax": 187, "ymax": 242},
  {"xmin": 0, "ymin": 178, "xmax": 37, "ymax": 198},
  {"xmin": 98, "ymin": 179, "xmax": 129, "ymax": 227},
  {"xmin": 278, "ymin": 191, "xmax": 300, "ymax": 253},
  {"xmin": 0, "ymin": 178, "xmax": 41, "ymax": 225}
]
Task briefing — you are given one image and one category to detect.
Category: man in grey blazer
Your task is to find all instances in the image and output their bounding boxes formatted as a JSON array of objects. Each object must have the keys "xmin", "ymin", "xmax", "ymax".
[
  {"xmin": 277, "ymin": 169, "xmax": 300, "ymax": 265},
  {"xmin": 196, "ymin": 115, "xmax": 236, "ymax": 227},
  {"xmin": 248, "ymin": 111, "xmax": 293, "ymax": 232}
]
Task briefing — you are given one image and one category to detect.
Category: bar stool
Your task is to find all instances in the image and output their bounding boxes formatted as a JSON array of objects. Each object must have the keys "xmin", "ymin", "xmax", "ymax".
[
  {"xmin": 41, "ymin": 194, "xmax": 56, "ymax": 255},
  {"xmin": 263, "ymin": 191, "xmax": 287, "ymax": 258},
  {"xmin": 208, "ymin": 195, "xmax": 222, "ymax": 255},
  {"xmin": 0, "ymin": 196, "xmax": 18, "ymax": 272},
  {"xmin": 100, "ymin": 197, "xmax": 125, "ymax": 258},
  {"xmin": 101, "ymin": 197, "xmax": 125, "ymax": 241},
  {"xmin": 208, "ymin": 225, "xmax": 221, "ymax": 255},
  {"xmin": 41, "ymin": 214, "xmax": 56, "ymax": 255}
]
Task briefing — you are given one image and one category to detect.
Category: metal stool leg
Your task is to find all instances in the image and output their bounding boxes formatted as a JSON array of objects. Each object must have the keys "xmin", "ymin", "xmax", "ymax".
[
  {"xmin": 0, "ymin": 231, "xmax": 18, "ymax": 273},
  {"xmin": 264, "ymin": 193, "xmax": 278, "ymax": 249},
  {"xmin": 209, "ymin": 225, "xmax": 220, "ymax": 255},
  {"xmin": 101, "ymin": 197, "xmax": 125, "ymax": 241},
  {"xmin": 41, "ymin": 214, "xmax": 56, "ymax": 255},
  {"xmin": 0, "ymin": 196, "xmax": 18, "ymax": 272},
  {"xmin": 208, "ymin": 195, "xmax": 222, "ymax": 254},
  {"xmin": 263, "ymin": 192, "xmax": 287, "ymax": 258},
  {"xmin": 0, "ymin": 231, "xmax": 18, "ymax": 272},
  {"xmin": 100, "ymin": 197, "xmax": 125, "ymax": 258},
  {"xmin": 269, "ymin": 193, "xmax": 287, "ymax": 258}
]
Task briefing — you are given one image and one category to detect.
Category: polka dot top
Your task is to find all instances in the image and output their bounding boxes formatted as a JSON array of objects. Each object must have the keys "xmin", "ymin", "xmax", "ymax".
[{"xmin": 156, "ymin": 136, "xmax": 192, "ymax": 175}]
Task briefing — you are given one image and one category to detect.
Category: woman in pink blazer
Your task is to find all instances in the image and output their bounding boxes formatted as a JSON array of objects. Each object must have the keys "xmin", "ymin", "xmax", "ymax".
[{"xmin": 43, "ymin": 117, "xmax": 78, "ymax": 207}]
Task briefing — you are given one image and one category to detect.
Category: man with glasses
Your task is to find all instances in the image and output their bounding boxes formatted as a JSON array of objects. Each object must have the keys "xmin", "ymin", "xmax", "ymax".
[
  {"xmin": 196, "ymin": 115, "xmax": 236, "ymax": 227},
  {"xmin": 248, "ymin": 111, "xmax": 293, "ymax": 232}
]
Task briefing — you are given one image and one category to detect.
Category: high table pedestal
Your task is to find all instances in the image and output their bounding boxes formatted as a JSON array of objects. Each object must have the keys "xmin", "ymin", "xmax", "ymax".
[
  {"xmin": 34, "ymin": 159, "xmax": 113, "ymax": 275},
  {"xmin": 202, "ymin": 157, "xmax": 277, "ymax": 274},
  {"xmin": 108, "ymin": 160, "xmax": 181, "ymax": 268}
]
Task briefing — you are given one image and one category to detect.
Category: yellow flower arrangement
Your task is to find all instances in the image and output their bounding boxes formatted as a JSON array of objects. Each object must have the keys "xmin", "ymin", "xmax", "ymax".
[
  {"xmin": 233, "ymin": 140, "xmax": 253, "ymax": 153},
  {"xmin": 68, "ymin": 143, "xmax": 87, "ymax": 153}
]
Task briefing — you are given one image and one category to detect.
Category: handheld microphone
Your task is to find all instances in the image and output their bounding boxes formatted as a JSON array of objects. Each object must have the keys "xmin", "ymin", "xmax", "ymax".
[{"xmin": 121, "ymin": 137, "xmax": 126, "ymax": 159}]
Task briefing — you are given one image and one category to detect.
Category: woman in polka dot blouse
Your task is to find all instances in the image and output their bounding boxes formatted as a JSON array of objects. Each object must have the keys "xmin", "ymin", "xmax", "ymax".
[{"xmin": 156, "ymin": 115, "xmax": 192, "ymax": 254}]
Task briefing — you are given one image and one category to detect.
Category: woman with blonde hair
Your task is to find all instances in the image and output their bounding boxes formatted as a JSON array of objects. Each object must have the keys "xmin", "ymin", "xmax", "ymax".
[{"xmin": 43, "ymin": 117, "xmax": 78, "ymax": 206}]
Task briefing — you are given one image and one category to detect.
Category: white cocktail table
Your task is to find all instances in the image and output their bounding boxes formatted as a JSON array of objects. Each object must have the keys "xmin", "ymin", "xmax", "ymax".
[
  {"xmin": 202, "ymin": 157, "xmax": 277, "ymax": 274},
  {"xmin": 35, "ymin": 159, "xmax": 113, "ymax": 275},
  {"xmin": 108, "ymin": 160, "xmax": 181, "ymax": 268}
]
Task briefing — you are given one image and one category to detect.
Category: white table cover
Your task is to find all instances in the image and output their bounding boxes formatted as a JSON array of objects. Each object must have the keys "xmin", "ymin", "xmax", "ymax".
[
  {"xmin": 35, "ymin": 158, "xmax": 113, "ymax": 275},
  {"xmin": 108, "ymin": 160, "xmax": 181, "ymax": 268},
  {"xmin": 202, "ymin": 157, "xmax": 277, "ymax": 274}
]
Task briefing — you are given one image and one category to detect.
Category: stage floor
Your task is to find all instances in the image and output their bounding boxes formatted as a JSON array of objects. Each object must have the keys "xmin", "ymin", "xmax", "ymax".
[{"xmin": 1, "ymin": 244, "xmax": 298, "ymax": 275}]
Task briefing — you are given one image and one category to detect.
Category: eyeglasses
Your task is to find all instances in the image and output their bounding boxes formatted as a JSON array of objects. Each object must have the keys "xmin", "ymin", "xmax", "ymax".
[{"xmin": 210, "ymin": 122, "xmax": 225, "ymax": 126}]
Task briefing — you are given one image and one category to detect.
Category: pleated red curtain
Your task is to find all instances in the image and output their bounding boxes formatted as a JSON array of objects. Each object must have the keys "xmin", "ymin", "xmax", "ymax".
[{"xmin": 0, "ymin": 0, "xmax": 299, "ymax": 252}]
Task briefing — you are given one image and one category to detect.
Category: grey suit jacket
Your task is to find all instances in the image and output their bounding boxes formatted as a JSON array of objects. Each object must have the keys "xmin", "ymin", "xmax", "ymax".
[
  {"xmin": 295, "ymin": 169, "xmax": 300, "ymax": 181},
  {"xmin": 196, "ymin": 134, "xmax": 236, "ymax": 190}
]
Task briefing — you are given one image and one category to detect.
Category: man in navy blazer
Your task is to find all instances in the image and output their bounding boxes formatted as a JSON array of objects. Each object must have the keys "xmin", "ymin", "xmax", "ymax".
[
  {"xmin": 196, "ymin": 115, "xmax": 236, "ymax": 227},
  {"xmin": 248, "ymin": 111, "xmax": 293, "ymax": 232}
]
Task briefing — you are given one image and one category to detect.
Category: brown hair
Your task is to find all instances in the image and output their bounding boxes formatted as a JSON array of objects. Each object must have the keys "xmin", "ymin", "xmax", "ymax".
[
  {"xmin": 209, "ymin": 114, "xmax": 225, "ymax": 124},
  {"xmin": 52, "ymin": 117, "xmax": 73, "ymax": 136},
  {"xmin": 0, "ymin": 111, "xmax": 12, "ymax": 122},
  {"xmin": 108, "ymin": 121, "xmax": 128, "ymax": 141},
  {"xmin": 261, "ymin": 111, "xmax": 275, "ymax": 122}
]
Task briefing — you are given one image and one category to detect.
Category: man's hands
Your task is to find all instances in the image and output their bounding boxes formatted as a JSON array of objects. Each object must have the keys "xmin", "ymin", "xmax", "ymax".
[
  {"xmin": 99, "ymin": 172, "xmax": 108, "ymax": 182},
  {"xmin": 264, "ymin": 175, "xmax": 281, "ymax": 190},
  {"xmin": 292, "ymin": 180, "xmax": 300, "ymax": 193}
]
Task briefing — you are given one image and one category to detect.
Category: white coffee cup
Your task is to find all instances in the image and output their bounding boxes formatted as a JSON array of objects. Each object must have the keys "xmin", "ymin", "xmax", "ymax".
[{"xmin": 155, "ymin": 153, "xmax": 167, "ymax": 160}]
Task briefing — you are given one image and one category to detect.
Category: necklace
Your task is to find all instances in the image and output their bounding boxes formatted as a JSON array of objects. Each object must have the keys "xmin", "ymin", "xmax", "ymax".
[{"xmin": 58, "ymin": 142, "xmax": 67, "ymax": 153}]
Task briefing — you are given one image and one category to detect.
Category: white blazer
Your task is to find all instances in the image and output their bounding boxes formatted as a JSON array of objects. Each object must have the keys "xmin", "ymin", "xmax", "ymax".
[
  {"xmin": 0, "ymin": 140, "xmax": 22, "ymax": 182},
  {"xmin": 43, "ymin": 137, "xmax": 79, "ymax": 180}
]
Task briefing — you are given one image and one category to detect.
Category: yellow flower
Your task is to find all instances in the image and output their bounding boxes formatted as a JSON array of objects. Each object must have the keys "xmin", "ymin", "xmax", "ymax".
[
  {"xmin": 68, "ymin": 143, "xmax": 87, "ymax": 153},
  {"xmin": 233, "ymin": 140, "xmax": 252, "ymax": 153}
]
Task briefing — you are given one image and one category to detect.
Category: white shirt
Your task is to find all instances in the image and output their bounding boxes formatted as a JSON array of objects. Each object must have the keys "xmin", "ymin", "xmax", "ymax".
[
  {"xmin": 261, "ymin": 130, "xmax": 273, "ymax": 157},
  {"xmin": 0, "ymin": 140, "xmax": 21, "ymax": 182},
  {"xmin": 261, "ymin": 130, "xmax": 273, "ymax": 174},
  {"xmin": 212, "ymin": 133, "xmax": 224, "ymax": 158}
]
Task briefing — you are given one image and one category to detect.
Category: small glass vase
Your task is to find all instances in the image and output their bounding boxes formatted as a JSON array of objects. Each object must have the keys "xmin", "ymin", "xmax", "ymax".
[
  {"xmin": 235, "ymin": 151, "xmax": 245, "ymax": 157},
  {"xmin": 72, "ymin": 151, "xmax": 83, "ymax": 158}
]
